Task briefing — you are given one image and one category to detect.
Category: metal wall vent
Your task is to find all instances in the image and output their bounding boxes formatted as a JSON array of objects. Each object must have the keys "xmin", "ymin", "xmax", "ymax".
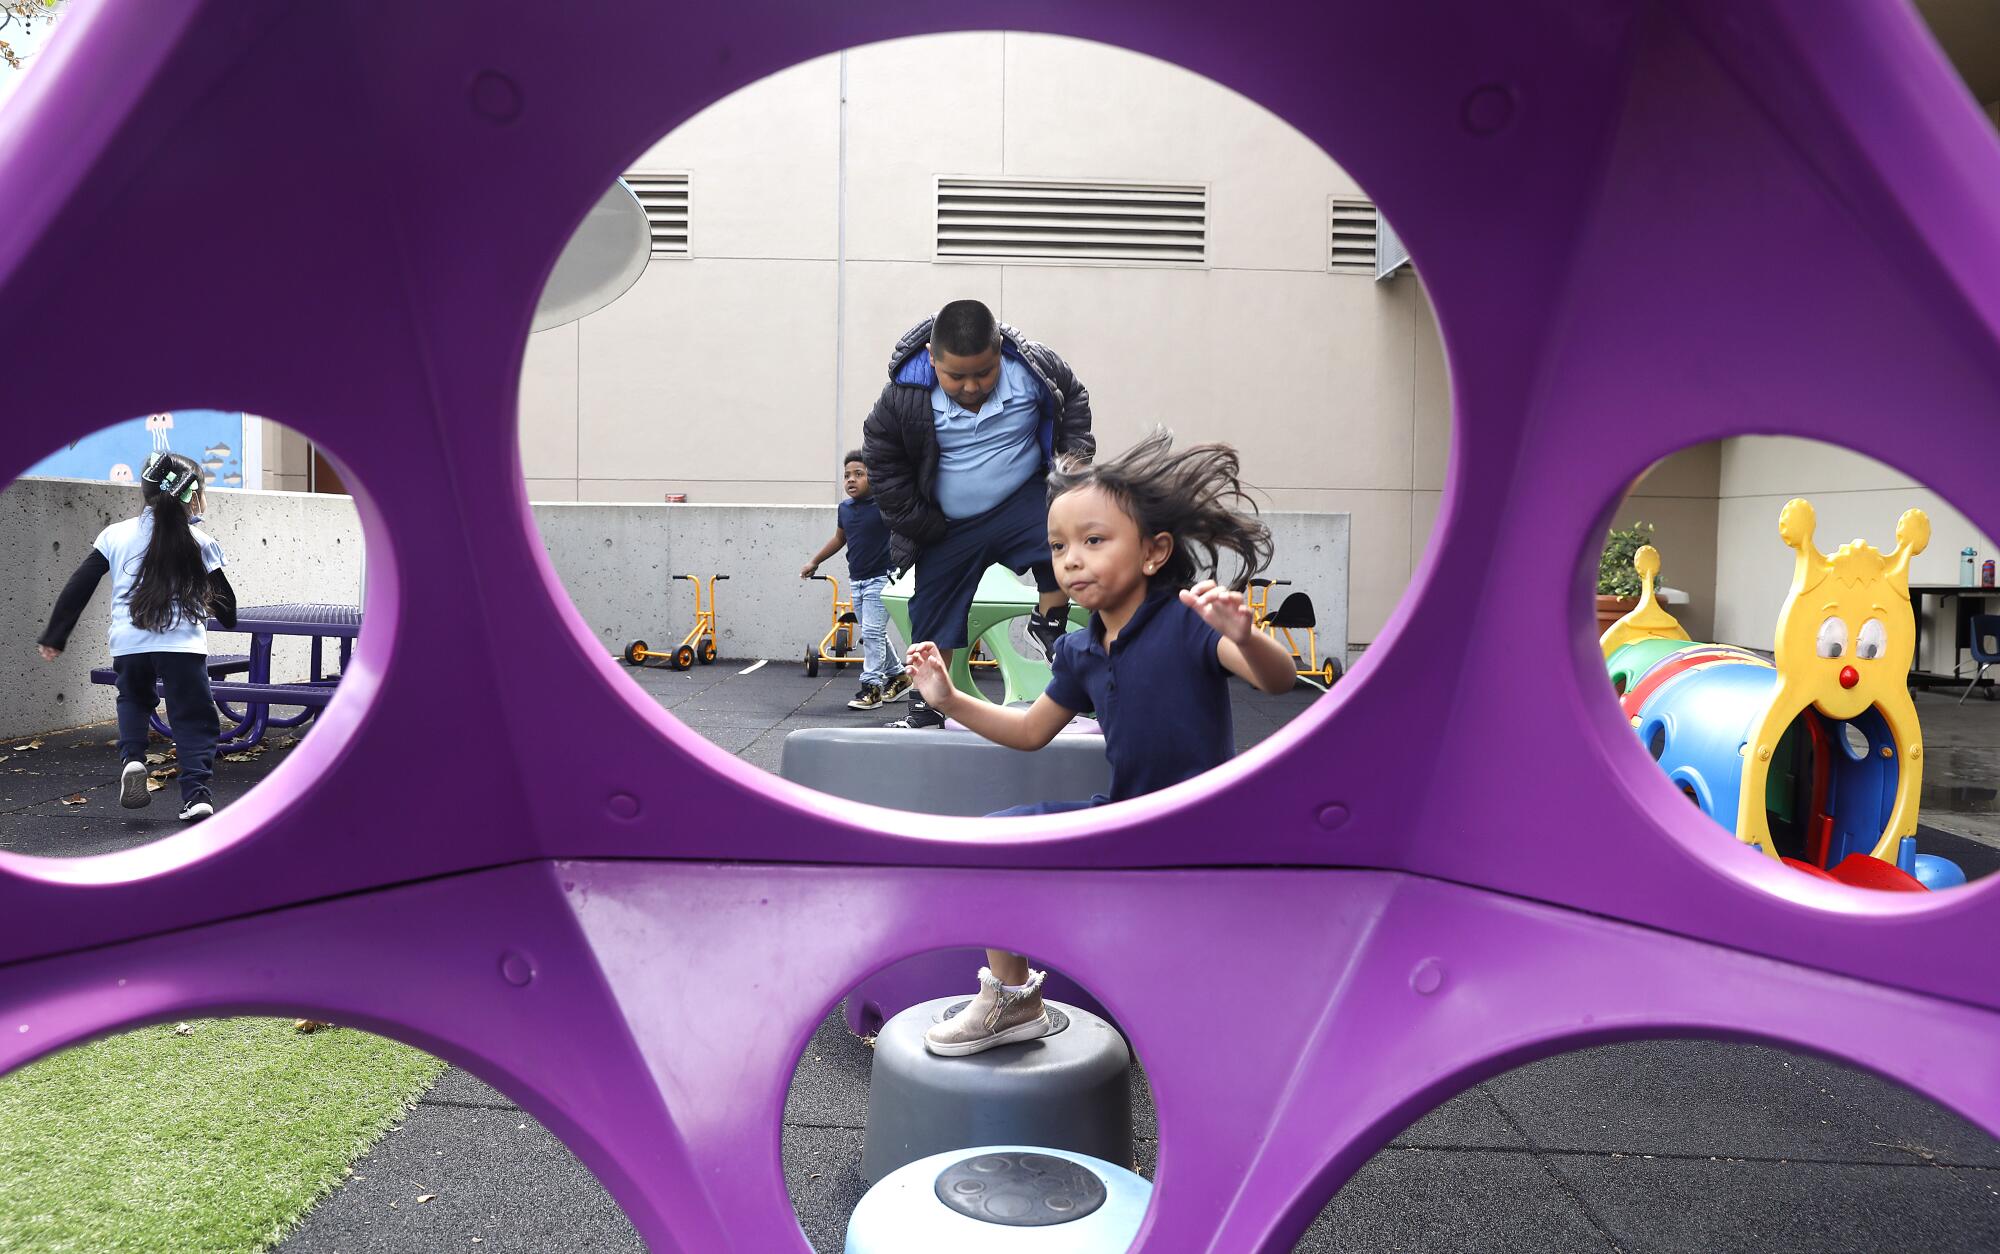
[
  {"xmin": 1328, "ymin": 198, "xmax": 1378, "ymax": 274},
  {"xmin": 625, "ymin": 172, "xmax": 690, "ymax": 258},
  {"xmin": 936, "ymin": 177, "xmax": 1206, "ymax": 266}
]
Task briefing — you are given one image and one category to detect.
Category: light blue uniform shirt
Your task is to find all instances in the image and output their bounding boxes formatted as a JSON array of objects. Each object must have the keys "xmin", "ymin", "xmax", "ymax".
[
  {"xmin": 931, "ymin": 354, "xmax": 1044, "ymax": 519},
  {"xmin": 94, "ymin": 512, "xmax": 225, "ymax": 657}
]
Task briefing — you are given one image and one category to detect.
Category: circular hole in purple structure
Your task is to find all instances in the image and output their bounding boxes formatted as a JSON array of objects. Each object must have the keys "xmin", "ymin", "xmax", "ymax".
[
  {"xmin": 1294, "ymin": 1036, "xmax": 1999, "ymax": 1251},
  {"xmin": 0, "ymin": 415, "xmax": 377, "ymax": 874},
  {"xmin": 512, "ymin": 31, "xmax": 1452, "ymax": 843},
  {"xmin": 1589, "ymin": 435, "xmax": 2000, "ymax": 901},
  {"xmin": 782, "ymin": 943, "xmax": 1155, "ymax": 1249}
]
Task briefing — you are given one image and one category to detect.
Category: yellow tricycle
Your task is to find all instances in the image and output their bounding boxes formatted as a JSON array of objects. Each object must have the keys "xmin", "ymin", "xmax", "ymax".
[
  {"xmin": 802, "ymin": 574, "xmax": 859, "ymax": 677},
  {"xmin": 625, "ymin": 574, "xmax": 727, "ymax": 671},
  {"xmin": 1247, "ymin": 577, "xmax": 1342, "ymax": 689}
]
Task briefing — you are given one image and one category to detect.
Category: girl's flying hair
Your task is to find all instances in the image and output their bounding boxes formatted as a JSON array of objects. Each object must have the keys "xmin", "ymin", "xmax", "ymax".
[
  {"xmin": 1047, "ymin": 428, "xmax": 1272, "ymax": 591},
  {"xmin": 128, "ymin": 452, "xmax": 213, "ymax": 633}
]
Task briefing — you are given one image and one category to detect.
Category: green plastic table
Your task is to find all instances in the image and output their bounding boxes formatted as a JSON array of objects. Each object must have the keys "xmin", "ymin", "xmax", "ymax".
[{"xmin": 884, "ymin": 564, "xmax": 1088, "ymax": 705}]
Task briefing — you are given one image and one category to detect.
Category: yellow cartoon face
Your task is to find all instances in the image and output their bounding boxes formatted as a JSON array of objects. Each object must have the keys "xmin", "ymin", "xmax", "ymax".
[{"xmin": 1770, "ymin": 500, "xmax": 1928, "ymax": 722}]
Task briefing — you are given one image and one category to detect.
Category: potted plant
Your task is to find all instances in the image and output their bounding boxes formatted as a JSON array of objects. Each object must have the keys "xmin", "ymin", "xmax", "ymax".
[{"xmin": 1597, "ymin": 520, "xmax": 1657, "ymax": 631}]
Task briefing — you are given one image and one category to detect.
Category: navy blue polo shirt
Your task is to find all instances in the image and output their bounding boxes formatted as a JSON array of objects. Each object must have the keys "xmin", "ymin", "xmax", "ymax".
[
  {"xmin": 1044, "ymin": 585, "xmax": 1233, "ymax": 803},
  {"xmin": 839, "ymin": 495, "xmax": 893, "ymax": 581}
]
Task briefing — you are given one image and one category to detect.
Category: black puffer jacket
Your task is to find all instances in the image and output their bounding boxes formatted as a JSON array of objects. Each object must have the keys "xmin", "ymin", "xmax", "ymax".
[{"xmin": 861, "ymin": 317, "xmax": 1095, "ymax": 572}]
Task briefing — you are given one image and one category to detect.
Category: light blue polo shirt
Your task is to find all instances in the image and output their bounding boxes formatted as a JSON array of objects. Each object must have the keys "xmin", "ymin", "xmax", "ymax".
[
  {"xmin": 94, "ymin": 512, "xmax": 225, "ymax": 657},
  {"xmin": 931, "ymin": 354, "xmax": 1044, "ymax": 519}
]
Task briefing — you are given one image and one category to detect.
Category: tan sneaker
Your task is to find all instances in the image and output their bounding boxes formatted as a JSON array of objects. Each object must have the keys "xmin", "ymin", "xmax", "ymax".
[
  {"xmin": 923, "ymin": 967, "xmax": 1052, "ymax": 1057},
  {"xmin": 881, "ymin": 672, "xmax": 913, "ymax": 702}
]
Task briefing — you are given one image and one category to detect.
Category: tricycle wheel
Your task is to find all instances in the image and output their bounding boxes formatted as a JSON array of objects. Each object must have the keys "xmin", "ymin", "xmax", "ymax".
[
  {"xmin": 699, "ymin": 638, "xmax": 717, "ymax": 664},
  {"xmin": 674, "ymin": 644, "xmax": 696, "ymax": 670},
  {"xmin": 623, "ymin": 640, "xmax": 648, "ymax": 666},
  {"xmin": 1322, "ymin": 658, "xmax": 1340, "ymax": 687},
  {"xmin": 833, "ymin": 628, "xmax": 852, "ymax": 654},
  {"xmin": 804, "ymin": 647, "xmax": 820, "ymax": 678}
]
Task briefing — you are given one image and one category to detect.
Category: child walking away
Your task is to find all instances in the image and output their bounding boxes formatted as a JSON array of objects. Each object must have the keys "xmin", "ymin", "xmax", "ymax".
[
  {"xmin": 802, "ymin": 451, "xmax": 911, "ymax": 710},
  {"xmin": 36, "ymin": 451, "xmax": 238, "ymax": 822},
  {"xmin": 905, "ymin": 430, "xmax": 1301, "ymax": 1056}
]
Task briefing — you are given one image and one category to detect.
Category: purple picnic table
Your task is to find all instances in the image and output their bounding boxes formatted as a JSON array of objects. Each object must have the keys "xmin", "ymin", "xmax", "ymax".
[{"xmin": 151, "ymin": 602, "xmax": 363, "ymax": 752}]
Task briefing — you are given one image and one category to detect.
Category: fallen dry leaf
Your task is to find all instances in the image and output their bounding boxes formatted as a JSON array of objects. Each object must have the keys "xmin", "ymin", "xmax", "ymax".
[
  {"xmin": 149, "ymin": 766, "xmax": 177, "ymax": 780},
  {"xmin": 144, "ymin": 779, "xmax": 164, "ymax": 792},
  {"xmin": 172, "ymin": 1022, "xmax": 193, "ymax": 1036},
  {"xmin": 145, "ymin": 752, "xmax": 167, "ymax": 765},
  {"xmin": 59, "ymin": 794, "xmax": 86, "ymax": 806},
  {"xmin": 417, "ymin": 1194, "xmax": 436, "ymax": 1204},
  {"xmin": 0, "ymin": 756, "xmax": 9, "ymax": 766},
  {"xmin": 12, "ymin": 739, "xmax": 42, "ymax": 751}
]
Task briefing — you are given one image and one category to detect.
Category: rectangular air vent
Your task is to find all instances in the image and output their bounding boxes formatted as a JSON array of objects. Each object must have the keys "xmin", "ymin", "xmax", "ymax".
[
  {"xmin": 624, "ymin": 172, "xmax": 690, "ymax": 258},
  {"xmin": 1328, "ymin": 197, "xmax": 1378, "ymax": 274},
  {"xmin": 936, "ymin": 177, "xmax": 1206, "ymax": 266}
]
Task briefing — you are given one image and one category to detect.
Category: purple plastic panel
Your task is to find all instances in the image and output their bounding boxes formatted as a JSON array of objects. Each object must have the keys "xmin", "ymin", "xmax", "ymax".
[{"xmin": 2, "ymin": 2, "xmax": 1997, "ymax": 1250}]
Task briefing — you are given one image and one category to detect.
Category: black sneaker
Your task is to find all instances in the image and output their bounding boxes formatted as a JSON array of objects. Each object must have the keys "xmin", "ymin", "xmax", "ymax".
[
  {"xmin": 888, "ymin": 695, "xmax": 945, "ymax": 729},
  {"xmin": 848, "ymin": 683, "xmax": 885, "ymax": 710},
  {"xmin": 1027, "ymin": 605, "xmax": 1073, "ymax": 659},
  {"xmin": 178, "ymin": 791, "xmax": 215, "ymax": 823},
  {"xmin": 119, "ymin": 760, "xmax": 150, "ymax": 809}
]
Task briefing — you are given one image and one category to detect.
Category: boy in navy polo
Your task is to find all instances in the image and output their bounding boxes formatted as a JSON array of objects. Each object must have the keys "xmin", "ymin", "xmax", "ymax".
[{"xmin": 802, "ymin": 452, "xmax": 911, "ymax": 710}]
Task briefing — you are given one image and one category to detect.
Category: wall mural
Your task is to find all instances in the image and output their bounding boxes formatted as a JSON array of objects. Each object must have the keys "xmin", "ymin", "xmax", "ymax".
[{"xmin": 24, "ymin": 410, "xmax": 252, "ymax": 489}]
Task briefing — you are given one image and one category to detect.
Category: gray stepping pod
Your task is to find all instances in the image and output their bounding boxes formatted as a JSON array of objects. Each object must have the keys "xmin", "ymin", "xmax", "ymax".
[
  {"xmin": 780, "ymin": 726, "xmax": 1110, "ymax": 816},
  {"xmin": 862, "ymin": 996, "xmax": 1134, "ymax": 1185}
]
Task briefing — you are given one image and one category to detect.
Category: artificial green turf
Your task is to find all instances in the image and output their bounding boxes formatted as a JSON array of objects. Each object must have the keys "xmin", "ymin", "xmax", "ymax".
[{"xmin": 0, "ymin": 1018, "xmax": 448, "ymax": 1253}]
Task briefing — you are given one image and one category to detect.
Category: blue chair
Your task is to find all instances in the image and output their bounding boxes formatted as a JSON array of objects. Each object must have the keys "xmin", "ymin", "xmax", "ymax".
[{"xmin": 1959, "ymin": 614, "xmax": 2000, "ymax": 704}]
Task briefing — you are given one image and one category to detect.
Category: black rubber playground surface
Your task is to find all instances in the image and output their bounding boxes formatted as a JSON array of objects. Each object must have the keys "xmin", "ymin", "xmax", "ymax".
[{"xmin": 5, "ymin": 666, "xmax": 1999, "ymax": 1250}]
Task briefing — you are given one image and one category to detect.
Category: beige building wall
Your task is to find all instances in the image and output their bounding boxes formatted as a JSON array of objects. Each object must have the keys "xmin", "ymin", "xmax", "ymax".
[
  {"xmin": 515, "ymin": 33, "xmax": 1452, "ymax": 644},
  {"xmin": 256, "ymin": 416, "xmax": 313, "ymax": 494},
  {"xmin": 1712, "ymin": 438, "xmax": 1995, "ymax": 671},
  {"xmin": 1613, "ymin": 438, "xmax": 1988, "ymax": 659},
  {"xmin": 1614, "ymin": 445, "xmax": 1723, "ymax": 643}
]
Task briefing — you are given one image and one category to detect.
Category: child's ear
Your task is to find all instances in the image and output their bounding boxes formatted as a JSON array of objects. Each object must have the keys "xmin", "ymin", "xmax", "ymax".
[{"xmin": 1146, "ymin": 532, "xmax": 1174, "ymax": 570}]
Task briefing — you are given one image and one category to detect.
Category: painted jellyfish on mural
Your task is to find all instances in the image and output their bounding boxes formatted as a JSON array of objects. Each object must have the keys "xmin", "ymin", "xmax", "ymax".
[
  {"xmin": 106, "ymin": 463, "xmax": 133, "ymax": 484},
  {"xmin": 144, "ymin": 411, "xmax": 174, "ymax": 453}
]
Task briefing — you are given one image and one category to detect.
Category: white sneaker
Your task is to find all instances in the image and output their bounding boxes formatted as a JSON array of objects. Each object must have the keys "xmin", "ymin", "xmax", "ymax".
[
  {"xmin": 923, "ymin": 968, "xmax": 1053, "ymax": 1057},
  {"xmin": 119, "ymin": 760, "xmax": 150, "ymax": 809},
  {"xmin": 178, "ymin": 793, "xmax": 215, "ymax": 822}
]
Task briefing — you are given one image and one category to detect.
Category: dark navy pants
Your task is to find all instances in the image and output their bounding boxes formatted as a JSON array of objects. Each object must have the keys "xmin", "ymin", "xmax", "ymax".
[
  {"xmin": 909, "ymin": 473, "xmax": 1060, "ymax": 651},
  {"xmin": 112, "ymin": 652, "xmax": 219, "ymax": 802}
]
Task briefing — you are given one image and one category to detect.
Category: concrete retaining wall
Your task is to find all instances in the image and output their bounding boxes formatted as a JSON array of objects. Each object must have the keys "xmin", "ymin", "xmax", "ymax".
[
  {"xmin": 0, "ymin": 479, "xmax": 1349, "ymax": 739},
  {"xmin": 1, "ymin": 478, "xmax": 365, "ymax": 741},
  {"xmin": 534, "ymin": 502, "xmax": 1349, "ymax": 676}
]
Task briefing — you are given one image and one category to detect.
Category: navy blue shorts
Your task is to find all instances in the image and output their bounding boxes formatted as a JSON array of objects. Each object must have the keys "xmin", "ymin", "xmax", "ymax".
[{"xmin": 909, "ymin": 474, "xmax": 1059, "ymax": 651}]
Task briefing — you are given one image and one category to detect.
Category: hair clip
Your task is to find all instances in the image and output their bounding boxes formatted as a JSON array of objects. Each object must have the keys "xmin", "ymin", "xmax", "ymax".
[{"xmin": 141, "ymin": 452, "xmax": 199, "ymax": 503}]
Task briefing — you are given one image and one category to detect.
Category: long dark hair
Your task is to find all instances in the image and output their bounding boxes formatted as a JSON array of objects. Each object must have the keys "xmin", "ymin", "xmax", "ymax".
[
  {"xmin": 128, "ymin": 453, "xmax": 212, "ymax": 633},
  {"xmin": 1046, "ymin": 428, "xmax": 1273, "ymax": 590}
]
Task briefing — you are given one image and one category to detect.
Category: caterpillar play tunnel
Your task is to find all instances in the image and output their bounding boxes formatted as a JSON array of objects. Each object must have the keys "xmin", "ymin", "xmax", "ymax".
[{"xmin": 1602, "ymin": 503, "xmax": 1965, "ymax": 892}]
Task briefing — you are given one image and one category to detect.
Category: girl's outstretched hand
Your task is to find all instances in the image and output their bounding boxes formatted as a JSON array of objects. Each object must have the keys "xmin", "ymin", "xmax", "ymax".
[
  {"xmin": 904, "ymin": 641, "xmax": 956, "ymax": 711},
  {"xmin": 1180, "ymin": 580, "xmax": 1256, "ymax": 644},
  {"xmin": 36, "ymin": 645, "xmax": 59, "ymax": 662}
]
